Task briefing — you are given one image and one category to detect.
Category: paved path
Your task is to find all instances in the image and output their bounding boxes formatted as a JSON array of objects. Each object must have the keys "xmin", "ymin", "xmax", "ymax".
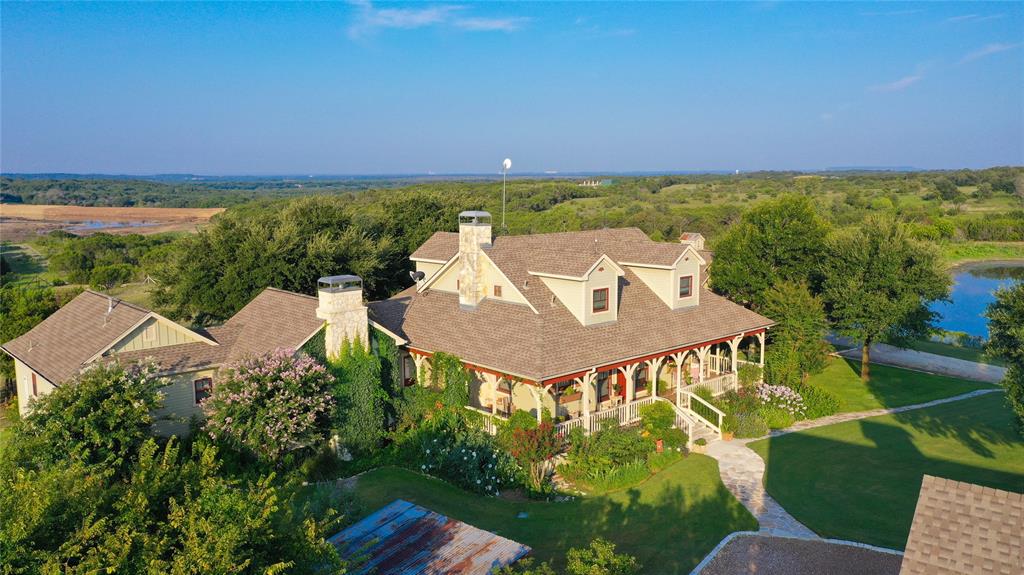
[
  {"xmin": 835, "ymin": 342, "xmax": 1006, "ymax": 383},
  {"xmin": 703, "ymin": 388, "xmax": 1002, "ymax": 538}
]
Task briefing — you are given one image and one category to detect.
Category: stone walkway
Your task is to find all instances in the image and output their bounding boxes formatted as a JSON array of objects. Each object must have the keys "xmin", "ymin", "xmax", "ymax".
[
  {"xmin": 704, "ymin": 388, "xmax": 1002, "ymax": 538},
  {"xmin": 835, "ymin": 342, "xmax": 1006, "ymax": 384}
]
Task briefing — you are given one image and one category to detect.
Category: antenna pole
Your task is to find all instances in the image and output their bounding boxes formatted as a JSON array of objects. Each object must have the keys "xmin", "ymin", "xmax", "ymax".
[{"xmin": 502, "ymin": 167, "xmax": 507, "ymax": 229}]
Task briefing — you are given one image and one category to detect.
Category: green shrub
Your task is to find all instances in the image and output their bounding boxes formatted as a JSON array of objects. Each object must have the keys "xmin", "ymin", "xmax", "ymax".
[
  {"xmin": 692, "ymin": 385, "xmax": 715, "ymax": 403},
  {"xmin": 738, "ymin": 363, "xmax": 763, "ymax": 389},
  {"xmin": 559, "ymin": 425, "xmax": 653, "ymax": 488},
  {"xmin": 639, "ymin": 401, "xmax": 675, "ymax": 437},
  {"xmin": 757, "ymin": 406, "xmax": 795, "ymax": 429},
  {"xmin": 791, "ymin": 382, "xmax": 840, "ymax": 419},
  {"xmin": 497, "ymin": 409, "xmax": 538, "ymax": 450},
  {"xmin": 659, "ymin": 427, "xmax": 689, "ymax": 450},
  {"xmin": 722, "ymin": 413, "xmax": 738, "ymax": 434},
  {"xmin": 734, "ymin": 413, "xmax": 769, "ymax": 438},
  {"xmin": 646, "ymin": 450, "xmax": 684, "ymax": 473},
  {"xmin": 583, "ymin": 461, "xmax": 650, "ymax": 492},
  {"xmin": 694, "ymin": 438, "xmax": 707, "ymax": 446},
  {"xmin": 420, "ymin": 427, "xmax": 521, "ymax": 496}
]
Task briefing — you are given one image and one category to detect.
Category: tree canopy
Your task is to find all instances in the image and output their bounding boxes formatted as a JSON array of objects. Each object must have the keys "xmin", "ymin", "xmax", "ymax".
[
  {"xmin": 820, "ymin": 216, "xmax": 950, "ymax": 380},
  {"xmin": 711, "ymin": 194, "xmax": 830, "ymax": 308},
  {"xmin": 985, "ymin": 283, "xmax": 1024, "ymax": 432}
]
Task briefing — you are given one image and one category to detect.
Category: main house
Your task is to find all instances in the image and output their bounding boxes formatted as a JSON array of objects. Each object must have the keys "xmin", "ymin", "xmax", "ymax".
[{"xmin": 3, "ymin": 211, "xmax": 772, "ymax": 441}]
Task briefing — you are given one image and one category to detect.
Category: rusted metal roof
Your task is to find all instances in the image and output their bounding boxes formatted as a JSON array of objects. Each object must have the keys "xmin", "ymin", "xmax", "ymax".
[{"xmin": 330, "ymin": 499, "xmax": 531, "ymax": 575}]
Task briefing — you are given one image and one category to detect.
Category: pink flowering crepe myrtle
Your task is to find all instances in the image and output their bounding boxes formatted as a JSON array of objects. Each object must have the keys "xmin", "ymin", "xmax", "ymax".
[{"xmin": 203, "ymin": 348, "xmax": 336, "ymax": 461}]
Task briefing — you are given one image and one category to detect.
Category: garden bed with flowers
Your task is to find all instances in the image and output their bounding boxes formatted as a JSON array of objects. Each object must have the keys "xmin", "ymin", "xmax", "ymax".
[{"xmin": 695, "ymin": 379, "xmax": 841, "ymax": 439}]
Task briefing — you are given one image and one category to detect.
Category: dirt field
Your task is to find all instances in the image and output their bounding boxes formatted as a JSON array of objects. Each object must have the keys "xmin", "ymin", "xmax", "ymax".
[{"xmin": 0, "ymin": 204, "xmax": 224, "ymax": 241}]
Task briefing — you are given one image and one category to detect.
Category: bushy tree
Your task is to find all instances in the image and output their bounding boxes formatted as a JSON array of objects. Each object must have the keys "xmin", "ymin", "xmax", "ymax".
[
  {"xmin": 509, "ymin": 422, "xmax": 562, "ymax": 492},
  {"xmin": 711, "ymin": 194, "xmax": 829, "ymax": 307},
  {"xmin": 6, "ymin": 361, "xmax": 164, "ymax": 472},
  {"xmin": 985, "ymin": 283, "xmax": 1024, "ymax": 431},
  {"xmin": 204, "ymin": 349, "xmax": 335, "ymax": 463},
  {"xmin": 495, "ymin": 538, "xmax": 640, "ymax": 575},
  {"xmin": 89, "ymin": 262, "xmax": 135, "ymax": 290},
  {"xmin": 761, "ymin": 281, "xmax": 830, "ymax": 381},
  {"xmin": 332, "ymin": 337, "xmax": 388, "ymax": 453},
  {"xmin": 820, "ymin": 216, "xmax": 950, "ymax": 380}
]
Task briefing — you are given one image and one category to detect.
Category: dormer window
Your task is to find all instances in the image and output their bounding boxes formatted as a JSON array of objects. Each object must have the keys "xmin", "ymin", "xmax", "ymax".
[
  {"xmin": 494, "ymin": 285, "xmax": 502, "ymax": 298},
  {"xmin": 679, "ymin": 275, "xmax": 693, "ymax": 298},
  {"xmin": 592, "ymin": 288, "xmax": 609, "ymax": 313}
]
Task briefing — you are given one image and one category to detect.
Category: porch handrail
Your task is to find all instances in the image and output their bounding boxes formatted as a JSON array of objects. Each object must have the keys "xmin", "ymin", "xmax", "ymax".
[
  {"xmin": 465, "ymin": 405, "xmax": 508, "ymax": 435},
  {"xmin": 653, "ymin": 396, "xmax": 695, "ymax": 448},
  {"xmin": 680, "ymin": 372, "xmax": 738, "ymax": 398},
  {"xmin": 683, "ymin": 391, "xmax": 723, "ymax": 435}
]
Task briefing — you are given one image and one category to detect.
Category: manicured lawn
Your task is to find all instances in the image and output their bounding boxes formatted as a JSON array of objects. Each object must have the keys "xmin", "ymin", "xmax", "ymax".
[
  {"xmin": 906, "ymin": 339, "xmax": 1005, "ymax": 367},
  {"xmin": 806, "ymin": 357, "xmax": 994, "ymax": 413},
  {"xmin": 749, "ymin": 393, "xmax": 1024, "ymax": 549},
  {"xmin": 333, "ymin": 456, "xmax": 756, "ymax": 573}
]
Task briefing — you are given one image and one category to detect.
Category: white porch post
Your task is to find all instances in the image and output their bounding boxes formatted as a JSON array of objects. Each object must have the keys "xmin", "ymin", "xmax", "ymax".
[
  {"xmin": 646, "ymin": 356, "xmax": 665, "ymax": 398},
  {"xmin": 540, "ymin": 384, "xmax": 554, "ymax": 424},
  {"xmin": 412, "ymin": 354, "xmax": 428, "ymax": 385},
  {"xmin": 757, "ymin": 332, "xmax": 766, "ymax": 368},
  {"xmin": 671, "ymin": 352, "xmax": 685, "ymax": 405},
  {"xmin": 729, "ymin": 335, "xmax": 742, "ymax": 374},
  {"xmin": 696, "ymin": 346, "xmax": 710, "ymax": 382},
  {"xmin": 578, "ymin": 369, "xmax": 596, "ymax": 432},
  {"xmin": 482, "ymin": 373, "xmax": 499, "ymax": 415},
  {"xmin": 618, "ymin": 363, "xmax": 638, "ymax": 403}
]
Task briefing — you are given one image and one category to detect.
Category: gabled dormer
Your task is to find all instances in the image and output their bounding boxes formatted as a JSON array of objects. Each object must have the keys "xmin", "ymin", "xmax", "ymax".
[
  {"xmin": 530, "ymin": 254, "xmax": 624, "ymax": 326},
  {"xmin": 621, "ymin": 244, "xmax": 705, "ymax": 310}
]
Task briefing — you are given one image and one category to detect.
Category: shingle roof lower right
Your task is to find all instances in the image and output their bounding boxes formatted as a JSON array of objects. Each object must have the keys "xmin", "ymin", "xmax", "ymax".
[{"xmin": 900, "ymin": 475, "xmax": 1023, "ymax": 575}]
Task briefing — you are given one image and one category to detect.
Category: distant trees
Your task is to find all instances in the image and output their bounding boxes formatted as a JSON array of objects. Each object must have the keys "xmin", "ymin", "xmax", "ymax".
[
  {"xmin": 985, "ymin": 283, "xmax": 1024, "ymax": 432},
  {"xmin": 820, "ymin": 216, "xmax": 950, "ymax": 381},
  {"xmin": 40, "ymin": 231, "xmax": 173, "ymax": 286},
  {"xmin": 711, "ymin": 194, "xmax": 830, "ymax": 308}
]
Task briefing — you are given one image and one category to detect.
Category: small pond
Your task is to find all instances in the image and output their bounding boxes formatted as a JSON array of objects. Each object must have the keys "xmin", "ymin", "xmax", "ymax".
[{"xmin": 929, "ymin": 261, "xmax": 1024, "ymax": 338}]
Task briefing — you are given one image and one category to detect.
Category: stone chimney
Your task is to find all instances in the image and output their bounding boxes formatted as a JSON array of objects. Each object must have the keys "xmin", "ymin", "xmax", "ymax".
[
  {"xmin": 678, "ymin": 232, "xmax": 705, "ymax": 250},
  {"xmin": 457, "ymin": 211, "xmax": 492, "ymax": 309},
  {"xmin": 316, "ymin": 275, "xmax": 368, "ymax": 359}
]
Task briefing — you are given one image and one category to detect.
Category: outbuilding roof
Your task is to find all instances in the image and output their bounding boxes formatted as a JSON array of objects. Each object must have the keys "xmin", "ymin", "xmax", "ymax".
[
  {"xmin": 329, "ymin": 499, "xmax": 531, "ymax": 575},
  {"xmin": 900, "ymin": 475, "xmax": 1023, "ymax": 575}
]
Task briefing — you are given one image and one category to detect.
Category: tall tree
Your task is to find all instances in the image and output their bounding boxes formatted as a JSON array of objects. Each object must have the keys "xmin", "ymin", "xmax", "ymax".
[
  {"xmin": 820, "ymin": 216, "xmax": 950, "ymax": 381},
  {"xmin": 985, "ymin": 283, "xmax": 1024, "ymax": 431},
  {"xmin": 711, "ymin": 194, "xmax": 829, "ymax": 307},
  {"xmin": 761, "ymin": 281, "xmax": 830, "ymax": 383}
]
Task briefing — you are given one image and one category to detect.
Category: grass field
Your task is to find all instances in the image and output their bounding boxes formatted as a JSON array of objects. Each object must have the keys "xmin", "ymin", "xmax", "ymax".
[
  {"xmin": 939, "ymin": 241, "xmax": 1024, "ymax": 266},
  {"xmin": 906, "ymin": 339, "xmax": 1006, "ymax": 367},
  {"xmin": 749, "ymin": 392, "xmax": 1024, "ymax": 549},
  {"xmin": 332, "ymin": 457, "xmax": 756, "ymax": 573},
  {"xmin": 806, "ymin": 357, "xmax": 994, "ymax": 413}
]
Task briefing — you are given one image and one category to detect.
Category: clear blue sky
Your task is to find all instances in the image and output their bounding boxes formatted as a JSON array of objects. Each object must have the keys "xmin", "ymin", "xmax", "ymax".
[{"xmin": 2, "ymin": 1, "xmax": 1021, "ymax": 174}]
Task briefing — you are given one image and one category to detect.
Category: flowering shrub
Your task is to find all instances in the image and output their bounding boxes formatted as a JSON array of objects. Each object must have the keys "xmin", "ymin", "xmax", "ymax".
[
  {"xmin": 755, "ymin": 384, "xmax": 806, "ymax": 418},
  {"xmin": 204, "ymin": 349, "xmax": 335, "ymax": 463},
  {"xmin": 509, "ymin": 422, "xmax": 562, "ymax": 492},
  {"xmin": 419, "ymin": 428, "xmax": 520, "ymax": 495}
]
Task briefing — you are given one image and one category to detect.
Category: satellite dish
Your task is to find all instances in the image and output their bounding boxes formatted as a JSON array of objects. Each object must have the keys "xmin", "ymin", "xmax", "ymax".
[{"xmin": 502, "ymin": 158, "xmax": 512, "ymax": 171}]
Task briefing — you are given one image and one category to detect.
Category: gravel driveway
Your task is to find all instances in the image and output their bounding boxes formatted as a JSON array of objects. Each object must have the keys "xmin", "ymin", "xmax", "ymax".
[{"xmin": 698, "ymin": 534, "xmax": 902, "ymax": 575}]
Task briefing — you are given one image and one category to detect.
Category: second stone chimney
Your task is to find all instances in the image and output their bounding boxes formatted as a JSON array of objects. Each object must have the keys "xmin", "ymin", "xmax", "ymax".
[
  {"xmin": 457, "ymin": 211, "xmax": 492, "ymax": 309},
  {"xmin": 316, "ymin": 275, "xmax": 368, "ymax": 359}
]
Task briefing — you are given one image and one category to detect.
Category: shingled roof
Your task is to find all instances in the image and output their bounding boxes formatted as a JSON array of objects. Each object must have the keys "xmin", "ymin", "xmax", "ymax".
[
  {"xmin": 3, "ymin": 288, "xmax": 325, "ymax": 383},
  {"xmin": 370, "ymin": 228, "xmax": 770, "ymax": 381},
  {"xmin": 900, "ymin": 475, "xmax": 1023, "ymax": 575},
  {"xmin": 1, "ymin": 290, "xmax": 151, "ymax": 384}
]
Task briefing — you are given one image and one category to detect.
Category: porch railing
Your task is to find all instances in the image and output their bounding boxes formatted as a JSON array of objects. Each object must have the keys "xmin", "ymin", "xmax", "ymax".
[
  {"xmin": 680, "ymin": 372, "xmax": 738, "ymax": 398},
  {"xmin": 708, "ymin": 353, "xmax": 730, "ymax": 375},
  {"xmin": 465, "ymin": 405, "xmax": 508, "ymax": 435},
  {"xmin": 555, "ymin": 395, "xmax": 656, "ymax": 437},
  {"xmin": 681, "ymin": 391, "xmax": 724, "ymax": 435}
]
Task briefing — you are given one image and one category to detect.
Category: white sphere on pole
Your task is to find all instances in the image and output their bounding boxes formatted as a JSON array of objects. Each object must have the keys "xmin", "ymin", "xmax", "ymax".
[{"xmin": 502, "ymin": 158, "xmax": 512, "ymax": 171}]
